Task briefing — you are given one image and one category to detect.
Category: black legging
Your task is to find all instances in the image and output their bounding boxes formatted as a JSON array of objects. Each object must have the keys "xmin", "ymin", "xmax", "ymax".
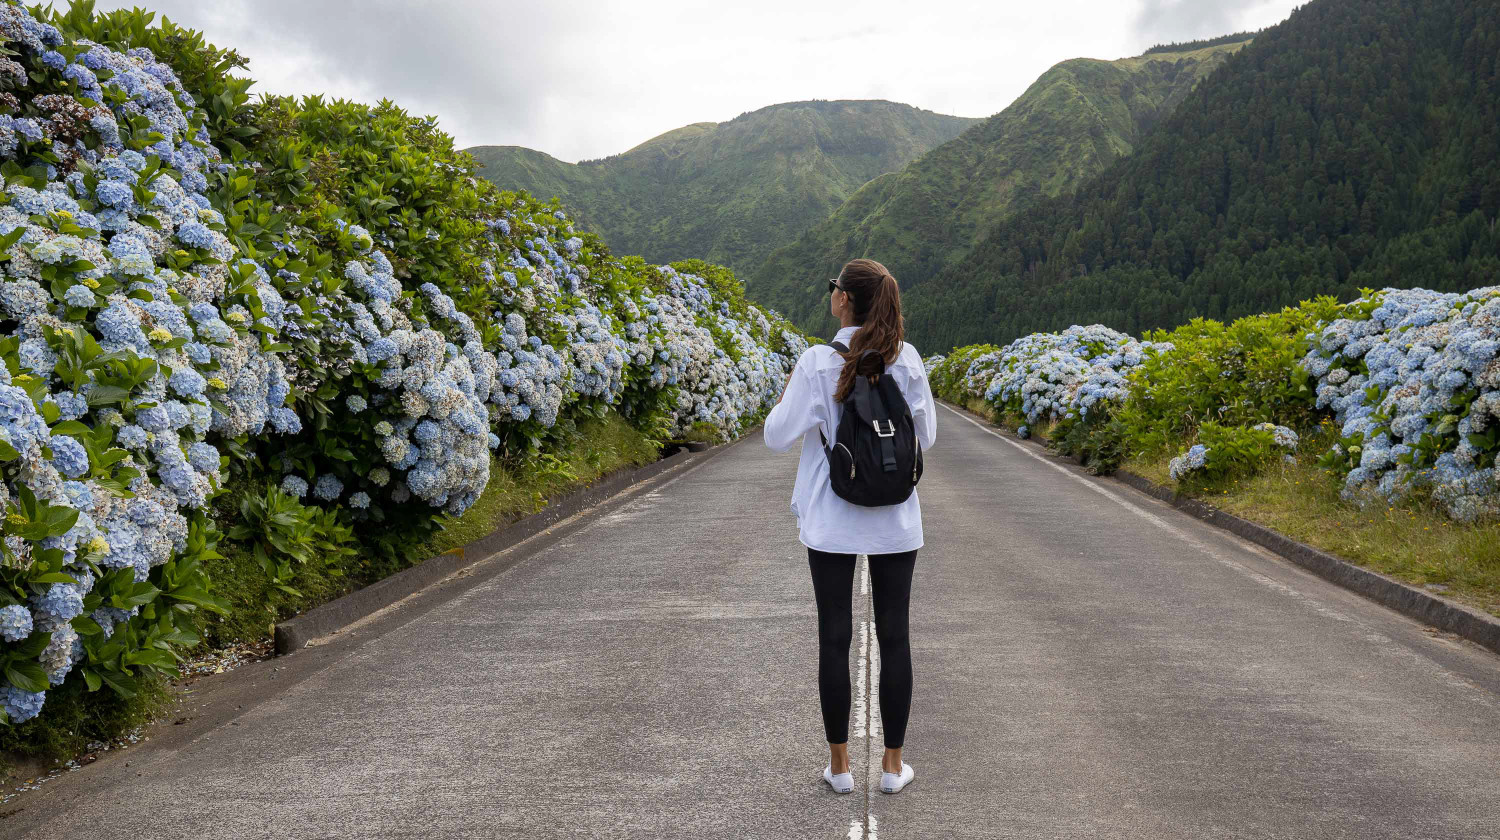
[{"xmin": 807, "ymin": 548, "xmax": 917, "ymax": 750}]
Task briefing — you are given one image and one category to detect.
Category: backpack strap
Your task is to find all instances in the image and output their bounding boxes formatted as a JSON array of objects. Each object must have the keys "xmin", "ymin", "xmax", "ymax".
[
  {"xmin": 819, "ymin": 341, "xmax": 850, "ymax": 448},
  {"xmin": 859, "ymin": 375, "xmax": 899, "ymax": 472}
]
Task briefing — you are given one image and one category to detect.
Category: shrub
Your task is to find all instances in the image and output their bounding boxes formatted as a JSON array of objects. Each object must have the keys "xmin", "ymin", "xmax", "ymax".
[
  {"xmin": 0, "ymin": 1, "xmax": 809, "ymax": 728},
  {"xmin": 926, "ymin": 284, "xmax": 1499, "ymax": 523},
  {"xmin": 1167, "ymin": 422, "xmax": 1298, "ymax": 484},
  {"xmin": 1303, "ymin": 286, "xmax": 1500, "ymax": 520},
  {"xmin": 1115, "ymin": 299, "xmax": 1343, "ymax": 455}
]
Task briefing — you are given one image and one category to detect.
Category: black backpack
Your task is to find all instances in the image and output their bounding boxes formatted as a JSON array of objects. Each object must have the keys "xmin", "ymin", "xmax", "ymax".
[{"xmin": 819, "ymin": 341, "xmax": 924, "ymax": 506}]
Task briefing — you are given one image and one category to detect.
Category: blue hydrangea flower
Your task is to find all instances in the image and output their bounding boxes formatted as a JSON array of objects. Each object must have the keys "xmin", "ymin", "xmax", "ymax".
[
  {"xmin": 48, "ymin": 434, "xmax": 89, "ymax": 478},
  {"xmin": 64, "ymin": 284, "xmax": 95, "ymax": 307},
  {"xmin": 116, "ymin": 424, "xmax": 148, "ymax": 449},
  {"xmin": 312, "ymin": 474, "xmax": 343, "ymax": 501},
  {"xmin": 33, "ymin": 581, "xmax": 86, "ymax": 624},
  {"xmin": 136, "ymin": 405, "xmax": 170, "ymax": 431},
  {"xmin": 175, "ymin": 221, "xmax": 216, "ymax": 249},
  {"xmin": 0, "ymin": 604, "xmax": 32, "ymax": 643},
  {"xmin": 168, "ymin": 368, "xmax": 207, "ymax": 397},
  {"xmin": 3, "ymin": 686, "xmax": 45, "ymax": 724},
  {"xmin": 269, "ymin": 407, "xmax": 301, "ymax": 434},
  {"xmin": 281, "ymin": 475, "xmax": 309, "ymax": 498},
  {"xmin": 94, "ymin": 179, "xmax": 134, "ymax": 209}
]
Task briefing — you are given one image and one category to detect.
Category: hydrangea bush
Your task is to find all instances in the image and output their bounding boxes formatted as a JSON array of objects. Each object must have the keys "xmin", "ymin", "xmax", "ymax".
[
  {"xmin": 0, "ymin": 1, "xmax": 805, "ymax": 726},
  {"xmin": 1303, "ymin": 287, "xmax": 1500, "ymax": 520},
  {"xmin": 931, "ymin": 325, "xmax": 1170, "ymax": 431},
  {"xmin": 1167, "ymin": 422, "xmax": 1299, "ymax": 483},
  {"xmin": 928, "ymin": 286, "xmax": 1499, "ymax": 520}
]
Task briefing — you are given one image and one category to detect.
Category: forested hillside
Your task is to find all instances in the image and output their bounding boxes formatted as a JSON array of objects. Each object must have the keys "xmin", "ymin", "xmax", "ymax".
[
  {"xmin": 466, "ymin": 101, "xmax": 976, "ymax": 277},
  {"xmin": 751, "ymin": 40, "xmax": 1251, "ymax": 335},
  {"xmin": 905, "ymin": 0, "xmax": 1500, "ymax": 351}
]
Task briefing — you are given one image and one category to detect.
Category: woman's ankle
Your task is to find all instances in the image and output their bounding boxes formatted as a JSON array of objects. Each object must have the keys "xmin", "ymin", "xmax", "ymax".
[{"xmin": 829, "ymin": 742, "xmax": 851, "ymax": 774}]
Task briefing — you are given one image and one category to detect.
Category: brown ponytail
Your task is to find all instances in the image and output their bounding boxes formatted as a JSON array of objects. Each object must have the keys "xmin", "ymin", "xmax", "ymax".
[{"xmin": 832, "ymin": 258, "xmax": 904, "ymax": 402}]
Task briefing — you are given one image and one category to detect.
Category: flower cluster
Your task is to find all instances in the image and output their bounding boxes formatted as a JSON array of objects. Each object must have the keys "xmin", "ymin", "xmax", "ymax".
[
  {"xmin": 1302, "ymin": 286, "xmax": 1500, "ymax": 520},
  {"xmin": 1168, "ymin": 444, "xmax": 1209, "ymax": 480},
  {"xmin": 0, "ymin": 5, "xmax": 294, "ymax": 721},
  {"xmin": 0, "ymin": 2, "xmax": 807, "ymax": 726},
  {"xmin": 944, "ymin": 325, "xmax": 1169, "ymax": 426}
]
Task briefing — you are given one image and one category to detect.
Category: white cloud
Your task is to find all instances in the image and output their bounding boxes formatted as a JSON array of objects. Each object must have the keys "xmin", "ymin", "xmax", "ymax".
[{"xmin": 87, "ymin": 0, "xmax": 1302, "ymax": 162}]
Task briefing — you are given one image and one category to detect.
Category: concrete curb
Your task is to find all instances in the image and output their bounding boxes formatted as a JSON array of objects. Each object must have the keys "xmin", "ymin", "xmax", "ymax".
[
  {"xmin": 939, "ymin": 399, "xmax": 1500, "ymax": 656},
  {"xmin": 273, "ymin": 435, "xmax": 742, "ymax": 654}
]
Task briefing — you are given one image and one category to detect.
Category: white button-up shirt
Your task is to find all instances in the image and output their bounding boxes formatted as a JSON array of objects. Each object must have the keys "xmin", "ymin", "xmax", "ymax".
[{"xmin": 762, "ymin": 325, "xmax": 937, "ymax": 555}]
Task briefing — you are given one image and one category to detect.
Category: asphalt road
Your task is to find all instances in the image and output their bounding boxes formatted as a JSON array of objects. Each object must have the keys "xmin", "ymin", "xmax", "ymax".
[{"xmin": 9, "ymin": 403, "xmax": 1500, "ymax": 839}]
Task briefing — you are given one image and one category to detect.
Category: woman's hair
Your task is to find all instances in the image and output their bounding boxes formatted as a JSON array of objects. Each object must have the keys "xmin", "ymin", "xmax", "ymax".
[{"xmin": 833, "ymin": 258, "xmax": 903, "ymax": 402}]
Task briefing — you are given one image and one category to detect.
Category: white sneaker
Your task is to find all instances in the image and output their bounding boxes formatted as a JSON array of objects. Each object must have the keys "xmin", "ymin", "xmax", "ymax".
[
  {"xmin": 880, "ymin": 761, "xmax": 914, "ymax": 794},
  {"xmin": 823, "ymin": 764, "xmax": 854, "ymax": 794}
]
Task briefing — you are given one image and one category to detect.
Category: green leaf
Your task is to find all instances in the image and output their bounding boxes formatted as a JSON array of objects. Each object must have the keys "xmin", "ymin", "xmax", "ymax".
[
  {"xmin": 86, "ymin": 385, "xmax": 129, "ymax": 407},
  {"xmin": 123, "ymin": 648, "xmax": 177, "ymax": 668},
  {"xmin": 48, "ymin": 420, "xmax": 90, "ymax": 437},
  {"xmin": 4, "ymin": 661, "xmax": 49, "ymax": 694},
  {"xmin": 98, "ymin": 670, "xmax": 138, "ymax": 698},
  {"xmin": 115, "ymin": 582, "xmax": 162, "ymax": 609},
  {"xmin": 29, "ymin": 572, "xmax": 81, "ymax": 585}
]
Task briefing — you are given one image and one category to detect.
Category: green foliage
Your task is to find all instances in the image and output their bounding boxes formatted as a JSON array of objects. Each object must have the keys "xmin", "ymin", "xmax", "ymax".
[
  {"xmin": 0, "ymin": 0, "xmax": 805, "ymax": 751},
  {"xmin": 225, "ymin": 487, "xmax": 356, "ymax": 598},
  {"xmin": 1114, "ymin": 298, "xmax": 1345, "ymax": 456},
  {"xmin": 468, "ymin": 100, "xmax": 976, "ymax": 279},
  {"xmin": 0, "ymin": 666, "xmax": 172, "ymax": 766},
  {"xmin": 1143, "ymin": 31, "xmax": 1263, "ymax": 54},
  {"xmin": 1176, "ymin": 422, "xmax": 1287, "ymax": 485},
  {"xmin": 752, "ymin": 41, "xmax": 1251, "ymax": 337},
  {"xmin": 1057, "ymin": 414, "xmax": 1130, "ymax": 475},
  {"xmin": 906, "ymin": 0, "xmax": 1500, "ymax": 351},
  {"xmin": 415, "ymin": 412, "xmax": 660, "ymax": 558}
]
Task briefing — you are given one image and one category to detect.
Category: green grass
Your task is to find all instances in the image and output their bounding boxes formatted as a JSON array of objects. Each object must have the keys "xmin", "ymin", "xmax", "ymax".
[
  {"xmin": 1123, "ymin": 425, "xmax": 1500, "ymax": 618},
  {"xmin": 416, "ymin": 412, "xmax": 659, "ymax": 557}
]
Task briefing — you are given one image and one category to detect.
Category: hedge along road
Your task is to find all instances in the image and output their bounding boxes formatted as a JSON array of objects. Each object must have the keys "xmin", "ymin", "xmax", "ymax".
[{"xmin": 10, "ymin": 406, "xmax": 1500, "ymax": 840}]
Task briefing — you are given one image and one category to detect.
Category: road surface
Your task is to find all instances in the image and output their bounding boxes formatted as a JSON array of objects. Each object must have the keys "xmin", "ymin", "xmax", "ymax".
[{"xmin": 9, "ymin": 402, "xmax": 1500, "ymax": 839}]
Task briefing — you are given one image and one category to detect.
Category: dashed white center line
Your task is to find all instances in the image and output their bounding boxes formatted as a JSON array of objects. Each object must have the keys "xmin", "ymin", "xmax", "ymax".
[{"xmin": 853, "ymin": 555, "xmax": 880, "ymax": 838}]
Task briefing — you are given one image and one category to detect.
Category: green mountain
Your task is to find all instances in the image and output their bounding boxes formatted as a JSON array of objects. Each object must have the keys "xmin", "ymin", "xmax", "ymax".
[
  {"xmin": 905, "ymin": 0, "xmax": 1500, "ymax": 351},
  {"xmin": 750, "ymin": 39, "xmax": 1252, "ymax": 335},
  {"xmin": 465, "ymin": 101, "xmax": 977, "ymax": 276}
]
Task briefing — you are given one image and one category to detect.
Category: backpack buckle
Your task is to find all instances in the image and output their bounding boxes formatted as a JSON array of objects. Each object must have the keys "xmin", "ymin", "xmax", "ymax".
[{"xmin": 873, "ymin": 419, "xmax": 896, "ymax": 438}]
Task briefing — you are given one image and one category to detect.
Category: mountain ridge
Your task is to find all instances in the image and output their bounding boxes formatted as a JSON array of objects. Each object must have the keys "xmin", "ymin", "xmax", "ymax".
[
  {"xmin": 466, "ymin": 99, "xmax": 978, "ymax": 276},
  {"xmin": 903, "ymin": 0, "xmax": 1500, "ymax": 351},
  {"xmin": 748, "ymin": 40, "xmax": 1253, "ymax": 336}
]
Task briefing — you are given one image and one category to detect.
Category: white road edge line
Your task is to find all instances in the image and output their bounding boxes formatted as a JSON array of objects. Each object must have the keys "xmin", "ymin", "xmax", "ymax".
[
  {"xmin": 941, "ymin": 403, "xmax": 1497, "ymax": 702},
  {"xmin": 315, "ymin": 453, "xmax": 717, "ymax": 645}
]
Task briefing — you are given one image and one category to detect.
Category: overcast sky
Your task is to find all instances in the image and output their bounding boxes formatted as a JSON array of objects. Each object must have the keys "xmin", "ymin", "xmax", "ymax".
[{"xmin": 90, "ymin": 0, "xmax": 1303, "ymax": 163}]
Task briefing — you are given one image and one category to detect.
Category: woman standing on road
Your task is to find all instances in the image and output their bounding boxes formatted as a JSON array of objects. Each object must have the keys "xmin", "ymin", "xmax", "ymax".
[{"xmin": 762, "ymin": 258, "xmax": 937, "ymax": 796}]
